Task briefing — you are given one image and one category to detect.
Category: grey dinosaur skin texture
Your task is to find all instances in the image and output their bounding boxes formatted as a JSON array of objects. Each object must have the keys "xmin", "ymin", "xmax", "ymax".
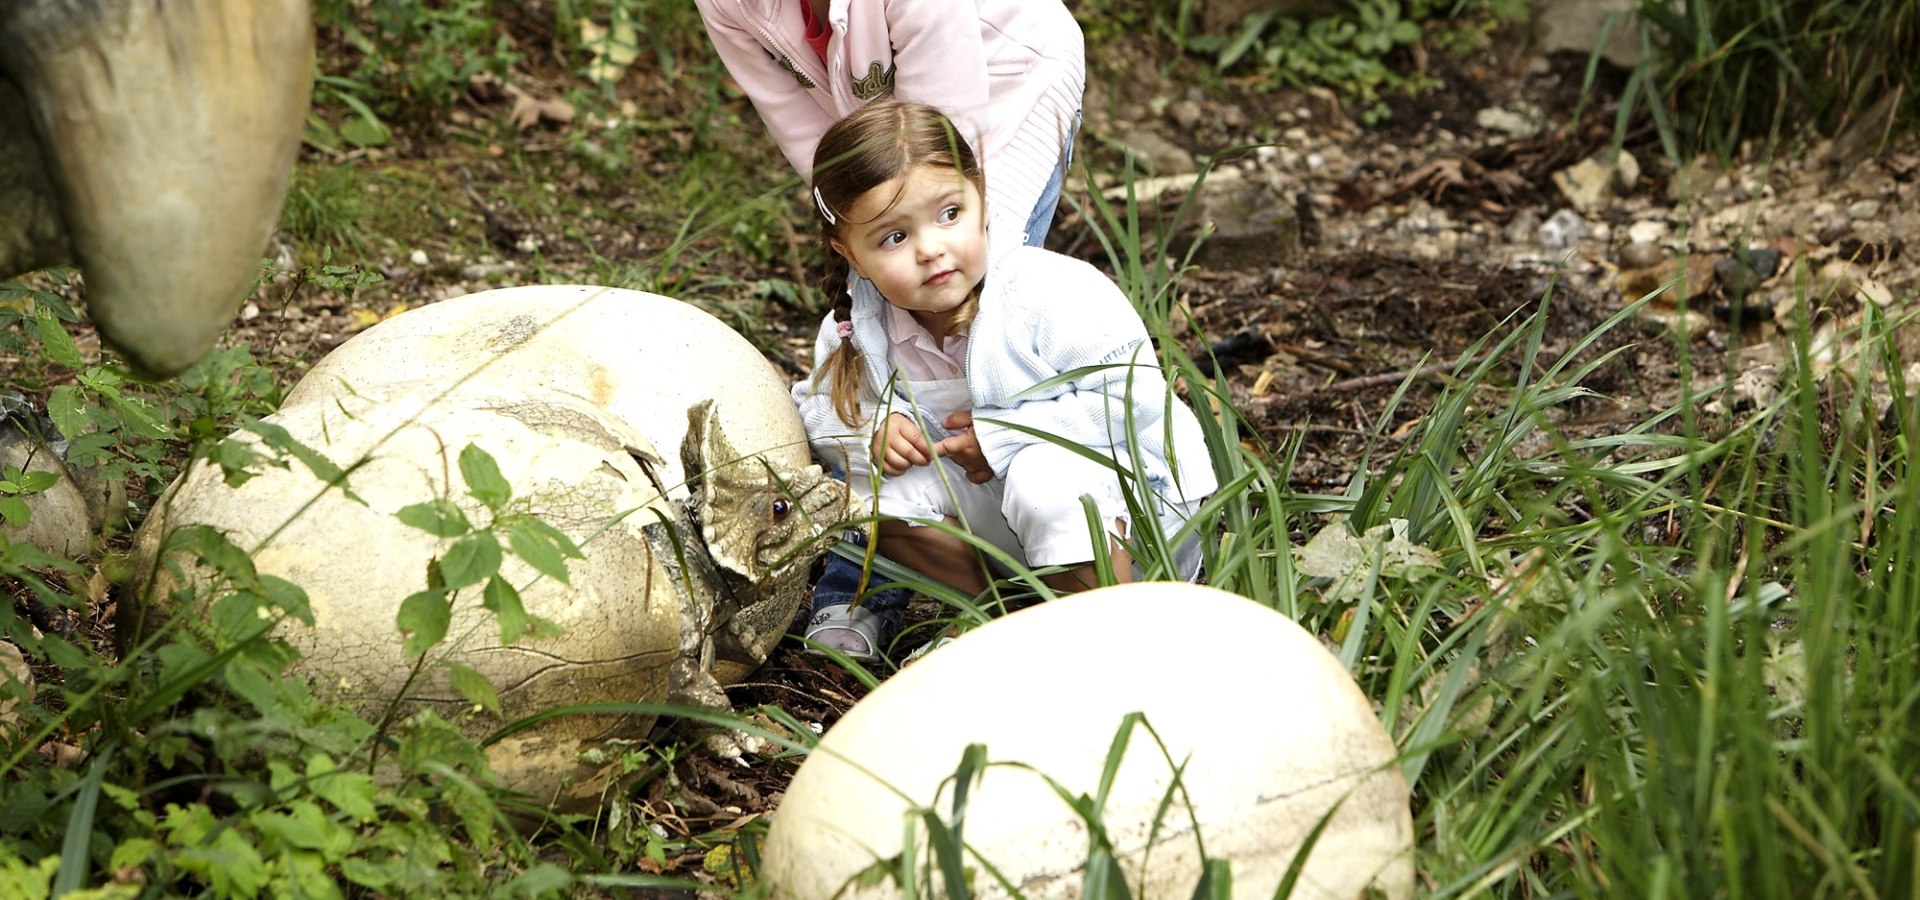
[{"xmin": 0, "ymin": 0, "xmax": 312, "ymax": 377}]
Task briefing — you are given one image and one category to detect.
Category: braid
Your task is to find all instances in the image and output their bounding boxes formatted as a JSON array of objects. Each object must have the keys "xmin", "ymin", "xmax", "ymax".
[{"xmin": 812, "ymin": 263, "xmax": 867, "ymax": 428}]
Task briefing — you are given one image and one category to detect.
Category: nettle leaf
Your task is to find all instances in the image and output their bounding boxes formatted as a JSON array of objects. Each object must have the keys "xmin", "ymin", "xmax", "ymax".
[
  {"xmin": 397, "ymin": 589, "xmax": 451, "ymax": 660},
  {"xmin": 1294, "ymin": 518, "xmax": 1441, "ymax": 604},
  {"xmin": 46, "ymin": 386, "xmax": 89, "ymax": 443},
  {"xmin": 396, "ymin": 499, "xmax": 471, "ymax": 537},
  {"xmin": 443, "ymin": 660, "xmax": 502, "ymax": 716},
  {"xmin": 458, "ymin": 444, "xmax": 511, "ymax": 509},
  {"xmin": 34, "ymin": 312, "xmax": 82, "ymax": 368},
  {"xmin": 506, "ymin": 518, "xmax": 573, "ymax": 585},
  {"xmin": 481, "ymin": 575, "xmax": 529, "ymax": 645},
  {"xmin": 260, "ymin": 574, "xmax": 314, "ymax": 626},
  {"xmin": 251, "ymin": 800, "xmax": 352, "ymax": 859},
  {"xmin": 104, "ymin": 392, "xmax": 170, "ymax": 440},
  {"xmin": 439, "ymin": 532, "xmax": 502, "ymax": 590},
  {"xmin": 305, "ymin": 754, "xmax": 379, "ymax": 823},
  {"xmin": 208, "ymin": 437, "xmax": 268, "ymax": 488},
  {"xmin": 244, "ymin": 419, "xmax": 357, "ymax": 500}
]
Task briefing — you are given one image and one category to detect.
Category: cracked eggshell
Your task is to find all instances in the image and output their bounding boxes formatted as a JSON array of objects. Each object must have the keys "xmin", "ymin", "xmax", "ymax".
[
  {"xmin": 763, "ymin": 583, "xmax": 1413, "ymax": 900},
  {"xmin": 281, "ymin": 284, "xmax": 811, "ymax": 492},
  {"xmin": 130, "ymin": 387, "xmax": 685, "ymax": 804}
]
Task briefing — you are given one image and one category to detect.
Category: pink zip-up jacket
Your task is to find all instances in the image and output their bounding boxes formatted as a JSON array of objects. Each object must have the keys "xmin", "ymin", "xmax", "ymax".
[{"xmin": 696, "ymin": 0, "xmax": 1084, "ymax": 242}]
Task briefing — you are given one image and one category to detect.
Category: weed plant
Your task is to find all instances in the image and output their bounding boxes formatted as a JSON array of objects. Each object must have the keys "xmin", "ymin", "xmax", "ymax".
[{"xmin": 1623, "ymin": 0, "xmax": 1919, "ymax": 161}]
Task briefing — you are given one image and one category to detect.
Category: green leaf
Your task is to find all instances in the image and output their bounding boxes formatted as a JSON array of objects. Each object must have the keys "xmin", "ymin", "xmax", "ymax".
[
  {"xmin": 397, "ymin": 589, "xmax": 452, "ymax": 660},
  {"xmin": 506, "ymin": 518, "xmax": 572, "ymax": 585},
  {"xmin": 251, "ymin": 800, "xmax": 353, "ymax": 858},
  {"xmin": 46, "ymin": 386, "xmax": 89, "ymax": 444},
  {"xmin": 244, "ymin": 419, "xmax": 354, "ymax": 496},
  {"xmin": 0, "ymin": 496, "xmax": 27, "ymax": 527},
  {"xmin": 103, "ymin": 392, "xmax": 170, "ymax": 440},
  {"xmin": 458, "ymin": 444, "xmax": 511, "ymax": 509},
  {"xmin": 307, "ymin": 754, "xmax": 379, "ymax": 822},
  {"xmin": 208, "ymin": 437, "xmax": 267, "ymax": 487},
  {"xmin": 15, "ymin": 470, "xmax": 57, "ymax": 493},
  {"xmin": 34, "ymin": 312, "xmax": 82, "ymax": 368},
  {"xmin": 444, "ymin": 660, "xmax": 502, "ymax": 716},
  {"xmin": 397, "ymin": 499, "xmax": 472, "ymax": 537},
  {"xmin": 440, "ymin": 531, "xmax": 502, "ymax": 590},
  {"xmin": 39, "ymin": 634, "xmax": 87, "ymax": 669},
  {"xmin": 481, "ymin": 575, "xmax": 530, "ymax": 645},
  {"xmin": 507, "ymin": 863, "xmax": 574, "ymax": 897}
]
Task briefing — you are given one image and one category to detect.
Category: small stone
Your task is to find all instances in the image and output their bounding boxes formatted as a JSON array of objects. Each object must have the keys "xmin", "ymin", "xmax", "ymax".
[
  {"xmin": 1620, "ymin": 240, "xmax": 1664, "ymax": 268},
  {"xmin": 1117, "ymin": 129, "xmax": 1195, "ymax": 176},
  {"xmin": 409, "ymin": 249, "xmax": 429, "ymax": 266},
  {"xmin": 1847, "ymin": 199, "xmax": 1882, "ymax": 219},
  {"xmin": 1627, "ymin": 220, "xmax": 1668, "ymax": 244},
  {"xmin": 1742, "ymin": 247, "xmax": 1782, "ymax": 280},
  {"xmin": 1536, "ymin": 208, "xmax": 1590, "ymax": 250},
  {"xmin": 1474, "ymin": 107, "xmax": 1539, "ymax": 138},
  {"xmin": 1817, "ymin": 220, "xmax": 1855, "ymax": 244},
  {"xmin": 1667, "ymin": 157, "xmax": 1718, "ymax": 203},
  {"xmin": 1167, "ymin": 99, "xmax": 1203, "ymax": 131}
]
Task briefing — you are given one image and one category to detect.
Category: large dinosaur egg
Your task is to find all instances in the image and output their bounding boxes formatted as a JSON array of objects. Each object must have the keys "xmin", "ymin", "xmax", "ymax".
[
  {"xmin": 132, "ymin": 387, "xmax": 691, "ymax": 804},
  {"xmin": 282, "ymin": 284, "xmax": 811, "ymax": 495},
  {"xmin": 763, "ymin": 583, "xmax": 1414, "ymax": 899}
]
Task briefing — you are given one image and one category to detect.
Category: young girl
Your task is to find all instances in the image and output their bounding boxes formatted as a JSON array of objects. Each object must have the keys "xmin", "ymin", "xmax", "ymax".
[
  {"xmin": 792, "ymin": 100, "xmax": 1218, "ymax": 652},
  {"xmin": 694, "ymin": 0, "xmax": 1084, "ymax": 245},
  {"xmin": 699, "ymin": 2, "xmax": 1084, "ymax": 658}
]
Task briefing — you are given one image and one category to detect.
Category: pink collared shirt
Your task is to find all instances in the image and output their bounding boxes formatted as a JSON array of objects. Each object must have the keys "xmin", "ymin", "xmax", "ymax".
[{"xmin": 885, "ymin": 303, "xmax": 967, "ymax": 381}]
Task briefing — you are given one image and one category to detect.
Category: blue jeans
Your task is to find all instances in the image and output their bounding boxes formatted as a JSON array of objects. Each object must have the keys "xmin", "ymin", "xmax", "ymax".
[
  {"xmin": 1022, "ymin": 122, "xmax": 1077, "ymax": 247},
  {"xmin": 808, "ymin": 118, "xmax": 1080, "ymax": 636}
]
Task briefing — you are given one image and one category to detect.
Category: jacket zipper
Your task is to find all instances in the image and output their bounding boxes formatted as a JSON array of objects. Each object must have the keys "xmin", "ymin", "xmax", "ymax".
[{"xmin": 736, "ymin": 0, "xmax": 831, "ymax": 96}]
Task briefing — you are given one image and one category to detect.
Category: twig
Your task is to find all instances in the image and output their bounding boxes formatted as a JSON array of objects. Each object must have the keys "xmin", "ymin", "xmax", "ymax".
[{"xmin": 1257, "ymin": 350, "xmax": 1479, "ymax": 405}]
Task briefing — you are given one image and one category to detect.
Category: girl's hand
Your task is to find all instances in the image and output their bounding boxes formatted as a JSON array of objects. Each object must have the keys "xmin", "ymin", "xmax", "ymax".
[
  {"xmin": 875, "ymin": 412, "xmax": 931, "ymax": 476},
  {"xmin": 934, "ymin": 410, "xmax": 994, "ymax": 484}
]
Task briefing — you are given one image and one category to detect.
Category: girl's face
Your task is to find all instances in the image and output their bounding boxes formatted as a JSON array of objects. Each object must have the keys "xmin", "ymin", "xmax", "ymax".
[{"xmin": 830, "ymin": 164, "xmax": 987, "ymax": 332}]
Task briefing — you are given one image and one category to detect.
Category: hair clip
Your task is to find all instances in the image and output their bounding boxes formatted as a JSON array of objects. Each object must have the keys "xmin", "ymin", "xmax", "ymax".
[
  {"xmin": 813, "ymin": 186, "xmax": 837, "ymax": 225},
  {"xmin": 835, "ymin": 319, "xmax": 854, "ymax": 339}
]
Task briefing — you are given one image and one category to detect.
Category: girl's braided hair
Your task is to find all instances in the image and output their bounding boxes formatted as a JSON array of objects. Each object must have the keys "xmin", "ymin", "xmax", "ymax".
[{"xmin": 809, "ymin": 99, "xmax": 986, "ymax": 428}]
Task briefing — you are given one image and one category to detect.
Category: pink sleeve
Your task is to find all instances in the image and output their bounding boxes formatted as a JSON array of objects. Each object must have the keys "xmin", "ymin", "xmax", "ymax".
[
  {"xmin": 883, "ymin": 0, "xmax": 992, "ymax": 156},
  {"xmin": 697, "ymin": 2, "xmax": 838, "ymax": 178}
]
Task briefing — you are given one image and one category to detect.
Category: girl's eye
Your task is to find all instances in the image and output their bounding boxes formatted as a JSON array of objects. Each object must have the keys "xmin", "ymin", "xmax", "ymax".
[
  {"xmin": 879, "ymin": 231, "xmax": 906, "ymax": 249},
  {"xmin": 939, "ymin": 205, "xmax": 960, "ymax": 223},
  {"xmin": 772, "ymin": 499, "xmax": 792, "ymax": 519}
]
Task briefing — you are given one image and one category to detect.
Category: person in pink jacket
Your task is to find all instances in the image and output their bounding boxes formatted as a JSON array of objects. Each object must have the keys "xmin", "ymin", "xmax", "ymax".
[
  {"xmin": 698, "ymin": 0, "xmax": 1087, "ymax": 663},
  {"xmin": 695, "ymin": 0, "xmax": 1085, "ymax": 246}
]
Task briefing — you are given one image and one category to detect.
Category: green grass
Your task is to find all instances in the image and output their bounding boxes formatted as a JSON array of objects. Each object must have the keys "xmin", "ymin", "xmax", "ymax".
[{"xmin": 1624, "ymin": 0, "xmax": 1919, "ymax": 162}]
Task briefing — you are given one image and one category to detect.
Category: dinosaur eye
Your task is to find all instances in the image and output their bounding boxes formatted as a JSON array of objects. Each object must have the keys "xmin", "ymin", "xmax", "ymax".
[{"xmin": 772, "ymin": 499, "xmax": 792, "ymax": 519}]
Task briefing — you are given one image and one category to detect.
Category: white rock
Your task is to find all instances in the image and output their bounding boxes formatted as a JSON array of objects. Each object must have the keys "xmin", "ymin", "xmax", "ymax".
[
  {"xmin": 409, "ymin": 249, "xmax": 429, "ymax": 266},
  {"xmin": 763, "ymin": 583, "xmax": 1414, "ymax": 899},
  {"xmin": 1537, "ymin": 208, "xmax": 1590, "ymax": 251},
  {"xmin": 1627, "ymin": 219, "xmax": 1669, "ymax": 245},
  {"xmin": 1474, "ymin": 106, "xmax": 1539, "ymax": 138},
  {"xmin": 0, "ymin": 422, "xmax": 92, "ymax": 559}
]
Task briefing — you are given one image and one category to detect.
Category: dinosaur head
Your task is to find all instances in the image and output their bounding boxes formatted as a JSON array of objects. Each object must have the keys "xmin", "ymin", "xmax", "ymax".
[{"xmin": 681, "ymin": 399, "xmax": 847, "ymax": 583}]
